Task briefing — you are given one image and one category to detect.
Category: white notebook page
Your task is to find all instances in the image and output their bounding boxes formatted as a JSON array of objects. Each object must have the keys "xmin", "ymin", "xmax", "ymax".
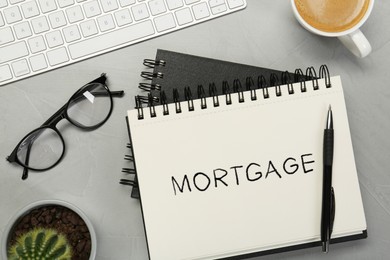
[{"xmin": 127, "ymin": 76, "xmax": 366, "ymax": 260}]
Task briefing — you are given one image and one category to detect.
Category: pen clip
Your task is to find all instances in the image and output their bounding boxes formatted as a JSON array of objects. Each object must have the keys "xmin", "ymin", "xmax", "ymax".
[{"xmin": 330, "ymin": 187, "xmax": 336, "ymax": 235}]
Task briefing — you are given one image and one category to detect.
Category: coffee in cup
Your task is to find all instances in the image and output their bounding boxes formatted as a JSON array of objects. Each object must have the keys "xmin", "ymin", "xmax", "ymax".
[{"xmin": 291, "ymin": 0, "xmax": 374, "ymax": 58}]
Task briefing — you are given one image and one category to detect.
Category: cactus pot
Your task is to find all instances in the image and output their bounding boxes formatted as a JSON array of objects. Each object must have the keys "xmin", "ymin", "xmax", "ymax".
[{"xmin": 1, "ymin": 200, "xmax": 96, "ymax": 260}]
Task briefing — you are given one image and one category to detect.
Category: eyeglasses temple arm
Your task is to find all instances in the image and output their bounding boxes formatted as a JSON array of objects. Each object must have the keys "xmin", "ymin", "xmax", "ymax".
[
  {"xmin": 111, "ymin": 90, "xmax": 125, "ymax": 97},
  {"xmin": 70, "ymin": 90, "xmax": 125, "ymax": 106},
  {"xmin": 21, "ymin": 141, "xmax": 33, "ymax": 180}
]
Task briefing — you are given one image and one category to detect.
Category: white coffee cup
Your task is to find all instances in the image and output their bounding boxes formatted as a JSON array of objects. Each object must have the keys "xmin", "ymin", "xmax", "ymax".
[{"xmin": 291, "ymin": 0, "xmax": 374, "ymax": 58}]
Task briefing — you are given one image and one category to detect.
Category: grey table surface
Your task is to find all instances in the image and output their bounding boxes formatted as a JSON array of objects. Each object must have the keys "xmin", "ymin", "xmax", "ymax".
[{"xmin": 1, "ymin": 1, "xmax": 389, "ymax": 259}]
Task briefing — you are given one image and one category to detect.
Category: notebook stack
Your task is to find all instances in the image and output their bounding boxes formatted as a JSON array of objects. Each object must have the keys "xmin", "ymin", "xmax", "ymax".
[{"xmin": 121, "ymin": 49, "xmax": 367, "ymax": 260}]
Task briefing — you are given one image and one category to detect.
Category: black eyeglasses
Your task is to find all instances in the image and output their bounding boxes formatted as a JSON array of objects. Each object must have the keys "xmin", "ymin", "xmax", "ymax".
[{"xmin": 7, "ymin": 73, "xmax": 124, "ymax": 180}]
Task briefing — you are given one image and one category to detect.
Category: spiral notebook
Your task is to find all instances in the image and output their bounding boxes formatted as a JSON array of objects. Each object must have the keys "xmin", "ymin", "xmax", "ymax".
[
  {"xmin": 137, "ymin": 49, "xmax": 303, "ymax": 105},
  {"xmin": 126, "ymin": 66, "xmax": 367, "ymax": 259},
  {"xmin": 123, "ymin": 50, "xmax": 313, "ymax": 198}
]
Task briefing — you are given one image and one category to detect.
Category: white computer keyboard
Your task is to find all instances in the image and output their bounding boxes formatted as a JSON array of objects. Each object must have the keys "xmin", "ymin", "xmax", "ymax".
[{"xmin": 0, "ymin": 0, "xmax": 246, "ymax": 86}]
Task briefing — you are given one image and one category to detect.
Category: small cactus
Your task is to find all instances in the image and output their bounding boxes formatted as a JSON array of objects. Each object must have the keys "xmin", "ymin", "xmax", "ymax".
[{"xmin": 8, "ymin": 228, "xmax": 72, "ymax": 260}]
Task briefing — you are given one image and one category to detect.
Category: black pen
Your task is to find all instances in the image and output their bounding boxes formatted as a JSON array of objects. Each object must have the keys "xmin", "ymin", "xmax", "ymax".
[{"xmin": 321, "ymin": 105, "xmax": 336, "ymax": 253}]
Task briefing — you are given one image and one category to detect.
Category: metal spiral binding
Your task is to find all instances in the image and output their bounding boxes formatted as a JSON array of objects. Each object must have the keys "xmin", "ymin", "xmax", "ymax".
[
  {"xmin": 119, "ymin": 143, "xmax": 139, "ymax": 199},
  {"xmin": 137, "ymin": 57, "xmax": 326, "ymax": 105},
  {"xmin": 135, "ymin": 96, "xmax": 144, "ymax": 120},
  {"xmin": 143, "ymin": 58, "xmax": 166, "ymax": 68},
  {"xmin": 197, "ymin": 85, "xmax": 207, "ymax": 109},
  {"xmin": 136, "ymin": 94, "xmax": 159, "ymax": 105},
  {"xmin": 185, "ymin": 87, "xmax": 194, "ymax": 111},
  {"xmin": 209, "ymin": 82, "xmax": 220, "ymax": 107},
  {"xmin": 141, "ymin": 71, "xmax": 164, "ymax": 80},
  {"xmin": 161, "ymin": 91, "xmax": 169, "ymax": 115},
  {"xmin": 258, "ymin": 74, "xmax": 270, "ymax": 99},
  {"xmin": 173, "ymin": 89, "xmax": 182, "ymax": 113},
  {"xmin": 148, "ymin": 93, "xmax": 156, "ymax": 117},
  {"xmin": 222, "ymin": 81, "xmax": 232, "ymax": 105},
  {"xmin": 294, "ymin": 68, "xmax": 307, "ymax": 92},
  {"xmin": 270, "ymin": 73, "xmax": 282, "ymax": 97},
  {"xmin": 139, "ymin": 59, "xmax": 166, "ymax": 96},
  {"xmin": 319, "ymin": 64, "xmax": 331, "ymax": 88},
  {"xmin": 136, "ymin": 65, "xmax": 331, "ymax": 120},
  {"xmin": 281, "ymin": 71, "xmax": 294, "ymax": 95},
  {"xmin": 139, "ymin": 82, "xmax": 162, "ymax": 92},
  {"xmin": 245, "ymin": 76, "xmax": 257, "ymax": 101},
  {"xmin": 124, "ymin": 155, "xmax": 134, "ymax": 161},
  {"xmin": 233, "ymin": 79, "xmax": 245, "ymax": 103},
  {"xmin": 122, "ymin": 168, "xmax": 136, "ymax": 174},
  {"xmin": 306, "ymin": 66, "xmax": 319, "ymax": 90}
]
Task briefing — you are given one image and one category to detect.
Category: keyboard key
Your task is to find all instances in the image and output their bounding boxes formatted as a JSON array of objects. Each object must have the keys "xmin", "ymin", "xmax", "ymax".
[
  {"xmin": 0, "ymin": 65, "xmax": 13, "ymax": 82},
  {"xmin": 100, "ymin": 0, "xmax": 119, "ymax": 13},
  {"xmin": 0, "ymin": 13, "xmax": 4, "ymax": 27},
  {"xmin": 80, "ymin": 20, "xmax": 98, "ymax": 37},
  {"xmin": 83, "ymin": 1, "xmax": 102, "ymax": 18},
  {"xmin": 58, "ymin": 0, "xmax": 74, "ymax": 8},
  {"xmin": 29, "ymin": 53, "xmax": 48, "ymax": 71},
  {"xmin": 10, "ymin": 0, "xmax": 26, "ymax": 4},
  {"xmin": 166, "ymin": 0, "xmax": 183, "ymax": 10},
  {"xmin": 47, "ymin": 47, "xmax": 69, "ymax": 65},
  {"xmin": 45, "ymin": 30, "xmax": 64, "ymax": 48},
  {"xmin": 148, "ymin": 0, "xmax": 167, "ymax": 16},
  {"xmin": 131, "ymin": 3, "xmax": 149, "ymax": 21},
  {"xmin": 21, "ymin": 1, "xmax": 40, "ymax": 19},
  {"xmin": 114, "ymin": 9, "xmax": 132, "ymax": 27},
  {"xmin": 119, "ymin": 0, "xmax": 135, "ymax": 7},
  {"xmin": 14, "ymin": 21, "xmax": 33, "ymax": 39},
  {"xmin": 154, "ymin": 13, "xmax": 175, "ymax": 32},
  {"xmin": 184, "ymin": 0, "xmax": 199, "ymax": 4},
  {"xmin": 63, "ymin": 24, "xmax": 81, "ymax": 42},
  {"xmin": 66, "ymin": 5, "xmax": 84, "ymax": 23},
  {"xmin": 4, "ymin": 6, "xmax": 23, "ymax": 24},
  {"xmin": 226, "ymin": 0, "xmax": 244, "ymax": 9},
  {"xmin": 175, "ymin": 7, "xmax": 192, "ymax": 25},
  {"xmin": 211, "ymin": 3, "xmax": 227, "ymax": 14},
  {"xmin": 97, "ymin": 14, "xmax": 115, "ymax": 32},
  {"xmin": 0, "ymin": 0, "xmax": 8, "ymax": 8},
  {"xmin": 28, "ymin": 35, "xmax": 46, "ymax": 53},
  {"xmin": 48, "ymin": 10, "xmax": 67, "ymax": 28},
  {"xmin": 68, "ymin": 20, "xmax": 155, "ymax": 59},
  {"xmin": 31, "ymin": 16, "xmax": 50, "ymax": 33},
  {"xmin": 0, "ymin": 27, "xmax": 15, "ymax": 46},
  {"xmin": 0, "ymin": 41, "xmax": 29, "ymax": 64},
  {"xmin": 38, "ymin": 0, "xmax": 58, "ymax": 14},
  {"xmin": 12, "ymin": 59, "xmax": 30, "ymax": 77},
  {"xmin": 192, "ymin": 2, "xmax": 210, "ymax": 20},
  {"xmin": 209, "ymin": 0, "xmax": 225, "ymax": 7}
]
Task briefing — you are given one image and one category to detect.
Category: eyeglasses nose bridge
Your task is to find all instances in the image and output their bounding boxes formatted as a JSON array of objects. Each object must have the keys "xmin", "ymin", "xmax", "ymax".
[{"xmin": 43, "ymin": 104, "xmax": 68, "ymax": 127}]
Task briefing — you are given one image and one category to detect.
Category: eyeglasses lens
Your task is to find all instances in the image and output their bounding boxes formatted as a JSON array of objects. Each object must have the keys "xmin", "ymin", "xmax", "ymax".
[
  {"xmin": 16, "ymin": 128, "xmax": 64, "ymax": 170},
  {"xmin": 67, "ymin": 83, "xmax": 112, "ymax": 128}
]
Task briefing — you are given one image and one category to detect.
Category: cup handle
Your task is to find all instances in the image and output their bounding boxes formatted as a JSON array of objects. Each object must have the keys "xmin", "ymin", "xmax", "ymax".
[{"xmin": 338, "ymin": 29, "xmax": 372, "ymax": 58}]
